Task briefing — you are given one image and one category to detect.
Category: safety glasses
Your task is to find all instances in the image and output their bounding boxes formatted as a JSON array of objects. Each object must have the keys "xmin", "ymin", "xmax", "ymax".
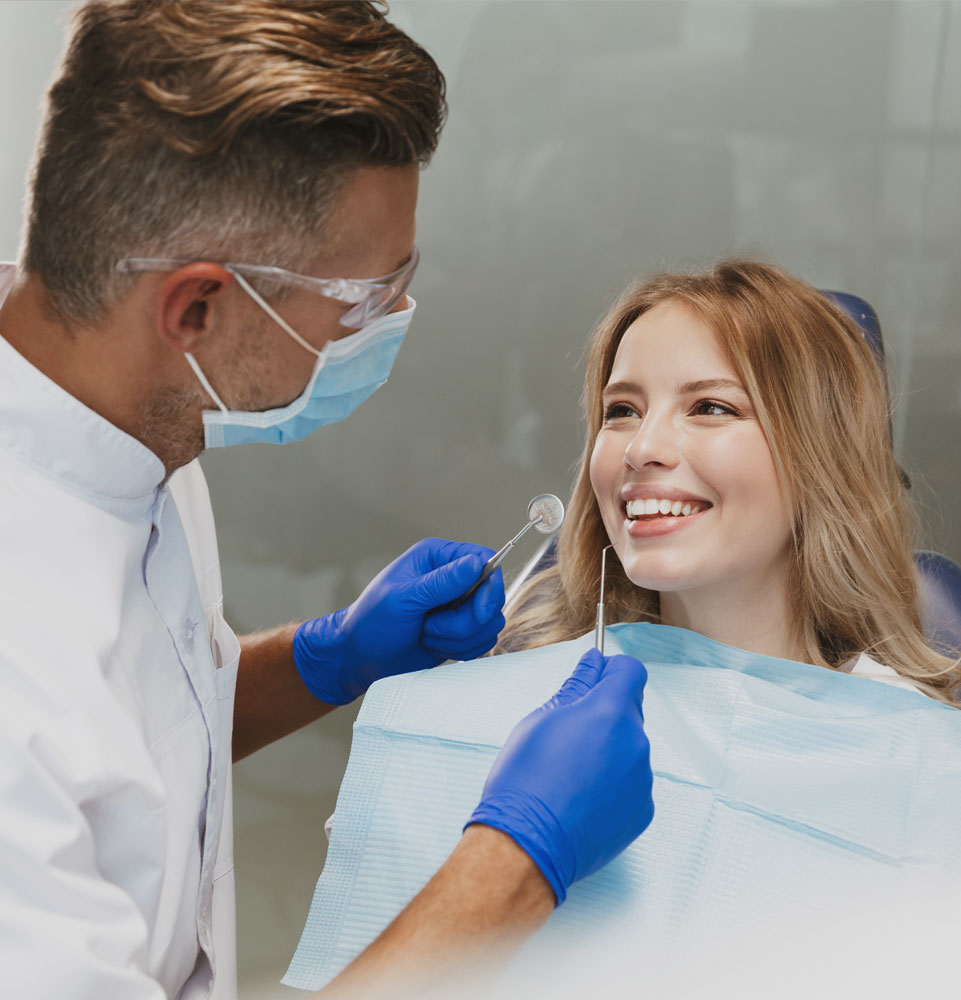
[{"xmin": 117, "ymin": 246, "xmax": 419, "ymax": 328}]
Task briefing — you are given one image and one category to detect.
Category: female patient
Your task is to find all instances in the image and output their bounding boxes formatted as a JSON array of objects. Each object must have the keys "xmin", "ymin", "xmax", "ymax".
[{"xmin": 500, "ymin": 258, "xmax": 959, "ymax": 704}]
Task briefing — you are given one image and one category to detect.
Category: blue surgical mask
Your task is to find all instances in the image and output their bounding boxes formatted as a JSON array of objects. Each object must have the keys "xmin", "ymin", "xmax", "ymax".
[{"xmin": 185, "ymin": 269, "xmax": 415, "ymax": 448}]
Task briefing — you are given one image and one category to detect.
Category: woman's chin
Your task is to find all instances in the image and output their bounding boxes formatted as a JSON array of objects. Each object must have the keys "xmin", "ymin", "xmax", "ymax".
[{"xmin": 619, "ymin": 559, "xmax": 694, "ymax": 595}]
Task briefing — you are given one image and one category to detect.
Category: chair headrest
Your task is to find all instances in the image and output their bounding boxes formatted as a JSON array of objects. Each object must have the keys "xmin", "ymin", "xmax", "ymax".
[{"xmin": 819, "ymin": 289, "xmax": 885, "ymax": 367}]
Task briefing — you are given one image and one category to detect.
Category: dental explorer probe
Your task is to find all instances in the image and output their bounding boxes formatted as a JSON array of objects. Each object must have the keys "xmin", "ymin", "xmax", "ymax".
[
  {"xmin": 447, "ymin": 493, "xmax": 565, "ymax": 610},
  {"xmin": 595, "ymin": 544, "xmax": 613, "ymax": 654}
]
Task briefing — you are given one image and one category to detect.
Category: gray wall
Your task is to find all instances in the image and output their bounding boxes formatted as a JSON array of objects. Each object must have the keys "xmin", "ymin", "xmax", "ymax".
[{"xmin": 2, "ymin": 2, "xmax": 959, "ymax": 996}]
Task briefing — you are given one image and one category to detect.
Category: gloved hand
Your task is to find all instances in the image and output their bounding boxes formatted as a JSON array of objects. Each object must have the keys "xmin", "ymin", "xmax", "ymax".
[
  {"xmin": 466, "ymin": 648, "xmax": 653, "ymax": 906},
  {"xmin": 293, "ymin": 537, "xmax": 505, "ymax": 705}
]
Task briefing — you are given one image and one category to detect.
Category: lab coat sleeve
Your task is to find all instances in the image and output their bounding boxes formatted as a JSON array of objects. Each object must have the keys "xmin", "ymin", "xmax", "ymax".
[{"xmin": 0, "ymin": 656, "xmax": 167, "ymax": 1000}]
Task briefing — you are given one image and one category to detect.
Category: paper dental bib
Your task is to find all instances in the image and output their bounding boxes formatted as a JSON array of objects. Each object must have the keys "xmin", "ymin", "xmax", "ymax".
[{"xmin": 284, "ymin": 623, "xmax": 961, "ymax": 995}]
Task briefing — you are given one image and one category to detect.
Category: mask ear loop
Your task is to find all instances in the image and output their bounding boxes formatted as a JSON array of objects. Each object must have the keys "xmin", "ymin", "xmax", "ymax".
[
  {"xmin": 183, "ymin": 267, "xmax": 321, "ymax": 412},
  {"xmin": 595, "ymin": 544, "xmax": 613, "ymax": 655},
  {"xmin": 184, "ymin": 352, "xmax": 229, "ymax": 413},
  {"xmin": 229, "ymin": 267, "xmax": 323, "ymax": 358}
]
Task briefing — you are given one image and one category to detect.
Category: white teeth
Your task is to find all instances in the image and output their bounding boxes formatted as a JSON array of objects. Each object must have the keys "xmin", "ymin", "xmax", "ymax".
[{"xmin": 625, "ymin": 498, "xmax": 704, "ymax": 519}]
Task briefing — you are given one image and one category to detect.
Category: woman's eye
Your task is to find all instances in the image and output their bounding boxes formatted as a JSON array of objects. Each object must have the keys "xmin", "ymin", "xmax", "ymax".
[
  {"xmin": 603, "ymin": 403, "xmax": 639, "ymax": 420},
  {"xmin": 692, "ymin": 399, "xmax": 737, "ymax": 417}
]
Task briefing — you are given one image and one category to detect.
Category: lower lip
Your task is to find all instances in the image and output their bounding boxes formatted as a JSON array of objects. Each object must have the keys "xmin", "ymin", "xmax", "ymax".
[{"xmin": 624, "ymin": 508, "xmax": 708, "ymax": 538}]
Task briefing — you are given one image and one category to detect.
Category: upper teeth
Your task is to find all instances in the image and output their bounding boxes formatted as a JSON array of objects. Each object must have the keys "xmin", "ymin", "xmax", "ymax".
[{"xmin": 625, "ymin": 498, "xmax": 703, "ymax": 518}]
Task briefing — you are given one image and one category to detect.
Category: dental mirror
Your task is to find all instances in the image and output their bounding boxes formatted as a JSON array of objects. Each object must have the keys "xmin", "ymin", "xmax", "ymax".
[
  {"xmin": 449, "ymin": 493, "xmax": 566, "ymax": 609},
  {"xmin": 527, "ymin": 493, "xmax": 565, "ymax": 533}
]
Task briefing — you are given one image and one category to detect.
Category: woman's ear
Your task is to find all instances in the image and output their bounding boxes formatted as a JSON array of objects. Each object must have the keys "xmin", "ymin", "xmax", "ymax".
[{"xmin": 156, "ymin": 263, "xmax": 236, "ymax": 353}]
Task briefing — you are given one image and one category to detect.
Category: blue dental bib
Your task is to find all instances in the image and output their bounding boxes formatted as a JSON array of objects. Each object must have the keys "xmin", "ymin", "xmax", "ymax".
[{"xmin": 284, "ymin": 623, "xmax": 961, "ymax": 992}]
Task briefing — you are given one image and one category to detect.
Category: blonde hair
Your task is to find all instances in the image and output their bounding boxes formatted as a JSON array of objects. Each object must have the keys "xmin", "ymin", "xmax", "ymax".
[
  {"xmin": 500, "ymin": 259, "xmax": 960, "ymax": 706},
  {"xmin": 23, "ymin": 0, "xmax": 445, "ymax": 325}
]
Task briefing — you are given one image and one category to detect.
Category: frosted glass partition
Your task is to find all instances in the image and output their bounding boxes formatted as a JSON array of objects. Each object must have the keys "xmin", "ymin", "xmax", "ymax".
[{"xmin": 1, "ymin": 3, "xmax": 958, "ymax": 995}]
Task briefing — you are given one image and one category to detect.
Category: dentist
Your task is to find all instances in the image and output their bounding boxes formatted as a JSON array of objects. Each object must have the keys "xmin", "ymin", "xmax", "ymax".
[{"xmin": 0, "ymin": 3, "xmax": 653, "ymax": 998}]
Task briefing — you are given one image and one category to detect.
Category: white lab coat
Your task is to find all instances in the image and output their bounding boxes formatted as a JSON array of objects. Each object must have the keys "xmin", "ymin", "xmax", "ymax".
[{"xmin": 0, "ymin": 264, "xmax": 239, "ymax": 998}]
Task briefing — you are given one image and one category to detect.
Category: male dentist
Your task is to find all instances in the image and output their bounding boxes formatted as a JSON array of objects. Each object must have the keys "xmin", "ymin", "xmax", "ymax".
[{"xmin": 0, "ymin": 2, "xmax": 654, "ymax": 997}]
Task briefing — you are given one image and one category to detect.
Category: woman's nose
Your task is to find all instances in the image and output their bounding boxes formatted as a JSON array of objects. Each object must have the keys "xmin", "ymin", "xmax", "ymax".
[{"xmin": 623, "ymin": 413, "xmax": 680, "ymax": 471}]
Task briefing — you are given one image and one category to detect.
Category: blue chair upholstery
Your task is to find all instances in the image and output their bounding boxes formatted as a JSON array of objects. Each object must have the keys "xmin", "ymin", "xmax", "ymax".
[
  {"xmin": 820, "ymin": 290, "xmax": 885, "ymax": 368},
  {"xmin": 506, "ymin": 291, "xmax": 961, "ymax": 658},
  {"xmin": 914, "ymin": 551, "xmax": 961, "ymax": 658}
]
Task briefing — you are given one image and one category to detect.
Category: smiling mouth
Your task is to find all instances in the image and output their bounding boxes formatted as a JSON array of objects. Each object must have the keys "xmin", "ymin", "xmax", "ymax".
[{"xmin": 624, "ymin": 498, "xmax": 710, "ymax": 520}]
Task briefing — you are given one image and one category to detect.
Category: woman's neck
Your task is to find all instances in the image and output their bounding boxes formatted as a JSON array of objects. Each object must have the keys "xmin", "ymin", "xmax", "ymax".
[{"xmin": 658, "ymin": 573, "xmax": 821, "ymax": 666}]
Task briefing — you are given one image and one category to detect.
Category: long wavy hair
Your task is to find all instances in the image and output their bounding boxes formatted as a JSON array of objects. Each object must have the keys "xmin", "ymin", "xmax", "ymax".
[{"xmin": 498, "ymin": 258, "xmax": 960, "ymax": 706}]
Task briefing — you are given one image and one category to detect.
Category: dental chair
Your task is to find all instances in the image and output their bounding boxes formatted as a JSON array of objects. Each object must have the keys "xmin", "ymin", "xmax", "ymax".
[
  {"xmin": 506, "ymin": 290, "xmax": 961, "ymax": 660},
  {"xmin": 822, "ymin": 291, "xmax": 961, "ymax": 660}
]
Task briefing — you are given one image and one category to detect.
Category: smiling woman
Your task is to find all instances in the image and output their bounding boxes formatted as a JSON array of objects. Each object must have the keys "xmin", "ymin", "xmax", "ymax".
[
  {"xmin": 590, "ymin": 301, "xmax": 794, "ymax": 650},
  {"xmin": 498, "ymin": 259, "xmax": 960, "ymax": 705}
]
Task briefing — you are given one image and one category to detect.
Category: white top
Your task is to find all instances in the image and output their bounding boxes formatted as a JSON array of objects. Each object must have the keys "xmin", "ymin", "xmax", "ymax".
[
  {"xmin": 847, "ymin": 652, "xmax": 922, "ymax": 694},
  {"xmin": 0, "ymin": 264, "xmax": 239, "ymax": 998}
]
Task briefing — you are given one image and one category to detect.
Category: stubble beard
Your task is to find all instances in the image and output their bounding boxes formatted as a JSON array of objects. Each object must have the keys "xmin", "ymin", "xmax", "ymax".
[{"xmin": 138, "ymin": 315, "xmax": 275, "ymax": 476}]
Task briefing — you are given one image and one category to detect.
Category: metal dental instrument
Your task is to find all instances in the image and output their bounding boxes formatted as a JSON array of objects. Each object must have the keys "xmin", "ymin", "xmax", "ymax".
[
  {"xmin": 452, "ymin": 493, "xmax": 565, "ymax": 609},
  {"xmin": 595, "ymin": 544, "xmax": 613, "ymax": 654}
]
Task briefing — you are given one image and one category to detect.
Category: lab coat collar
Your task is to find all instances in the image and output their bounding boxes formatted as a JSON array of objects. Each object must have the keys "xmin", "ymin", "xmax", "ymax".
[{"xmin": 0, "ymin": 264, "xmax": 166, "ymax": 505}]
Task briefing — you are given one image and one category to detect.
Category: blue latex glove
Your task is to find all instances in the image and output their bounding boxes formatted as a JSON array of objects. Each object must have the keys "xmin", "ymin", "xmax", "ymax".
[
  {"xmin": 293, "ymin": 537, "xmax": 505, "ymax": 705},
  {"xmin": 466, "ymin": 648, "xmax": 654, "ymax": 905}
]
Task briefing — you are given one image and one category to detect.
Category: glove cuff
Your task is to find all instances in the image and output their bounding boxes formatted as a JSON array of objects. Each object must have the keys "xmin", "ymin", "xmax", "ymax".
[
  {"xmin": 465, "ymin": 795, "xmax": 575, "ymax": 907},
  {"xmin": 292, "ymin": 608, "xmax": 357, "ymax": 705}
]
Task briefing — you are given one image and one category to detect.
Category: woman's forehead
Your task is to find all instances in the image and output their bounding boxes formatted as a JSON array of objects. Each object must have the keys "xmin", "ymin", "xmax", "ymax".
[{"xmin": 608, "ymin": 301, "xmax": 738, "ymax": 387}]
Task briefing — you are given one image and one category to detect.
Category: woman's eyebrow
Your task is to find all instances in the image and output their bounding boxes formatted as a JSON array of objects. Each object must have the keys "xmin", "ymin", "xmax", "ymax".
[
  {"xmin": 602, "ymin": 377, "xmax": 746, "ymax": 399},
  {"xmin": 678, "ymin": 377, "xmax": 746, "ymax": 394},
  {"xmin": 601, "ymin": 380, "xmax": 642, "ymax": 400}
]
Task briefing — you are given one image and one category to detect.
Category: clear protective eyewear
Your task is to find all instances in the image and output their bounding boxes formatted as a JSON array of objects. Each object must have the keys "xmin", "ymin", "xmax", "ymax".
[{"xmin": 116, "ymin": 246, "xmax": 419, "ymax": 328}]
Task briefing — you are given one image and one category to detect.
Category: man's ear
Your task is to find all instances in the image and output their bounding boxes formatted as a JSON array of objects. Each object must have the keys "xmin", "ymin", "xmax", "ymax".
[{"xmin": 156, "ymin": 263, "xmax": 236, "ymax": 353}]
